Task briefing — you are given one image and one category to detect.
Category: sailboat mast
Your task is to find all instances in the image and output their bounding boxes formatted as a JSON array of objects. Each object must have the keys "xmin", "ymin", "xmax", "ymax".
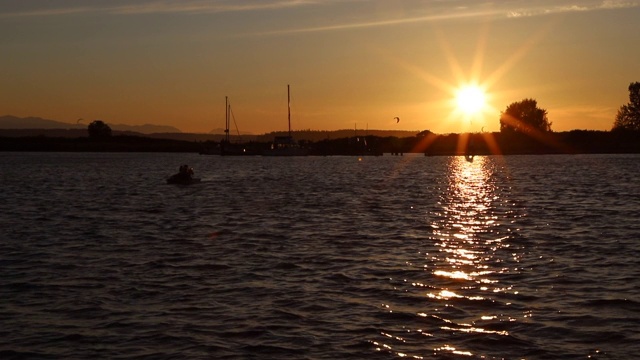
[
  {"xmin": 287, "ymin": 84, "xmax": 291, "ymax": 137},
  {"xmin": 225, "ymin": 96, "xmax": 230, "ymax": 143},
  {"xmin": 228, "ymin": 103, "xmax": 232, "ymax": 141}
]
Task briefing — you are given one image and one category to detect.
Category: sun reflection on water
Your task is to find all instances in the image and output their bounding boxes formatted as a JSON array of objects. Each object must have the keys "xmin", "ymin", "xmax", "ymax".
[
  {"xmin": 432, "ymin": 156, "xmax": 501, "ymax": 279},
  {"xmin": 376, "ymin": 156, "xmax": 526, "ymax": 359},
  {"xmin": 427, "ymin": 156, "xmax": 515, "ymax": 356}
]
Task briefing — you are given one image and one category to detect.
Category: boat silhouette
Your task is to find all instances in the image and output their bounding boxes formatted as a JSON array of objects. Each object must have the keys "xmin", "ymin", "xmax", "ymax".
[{"xmin": 262, "ymin": 85, "xmax": 308, "ymax": 156}]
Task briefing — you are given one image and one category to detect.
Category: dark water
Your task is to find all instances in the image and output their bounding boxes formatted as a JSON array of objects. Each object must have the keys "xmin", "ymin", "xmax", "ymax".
[{"xmin": 1, "ymin": 152, "xmax": 639, "ymax": 359}]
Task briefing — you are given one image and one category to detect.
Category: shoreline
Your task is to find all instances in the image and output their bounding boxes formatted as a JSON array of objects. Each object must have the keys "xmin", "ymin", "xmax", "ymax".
[{"xmin": 1, "ymin": 129, "xmax": 639, "ymax": 155}]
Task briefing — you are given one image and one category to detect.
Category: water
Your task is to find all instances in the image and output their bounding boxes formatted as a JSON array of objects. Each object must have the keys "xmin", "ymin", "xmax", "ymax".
[{"xmin": 1, "ymin": 152, "xmax": 639, "ymax": 359}]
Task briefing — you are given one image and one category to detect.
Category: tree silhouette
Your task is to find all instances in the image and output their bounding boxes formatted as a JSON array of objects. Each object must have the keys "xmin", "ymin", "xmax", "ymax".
[
  {"xmin": 499, "ymin": 99, "xmax": 552, "ymax": 134},
  {"xmin": 612, "ymin": 82, "xmax": 640, "ymax": 131},
  {"xmin": 416, "ymin": 130, "xmax": 433, "ymax": 138},
  {"xmin": 87, "ymin": 120, "xmax": 112, "ymax": 138}
]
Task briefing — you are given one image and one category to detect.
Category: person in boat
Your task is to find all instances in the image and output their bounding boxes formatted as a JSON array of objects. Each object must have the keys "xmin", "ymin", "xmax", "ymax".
[
  {"xmin": 178, "ymin": 165, "xmax": 194, "ymax": 180},
  {"xmin": 168, "ymin": 164, "xmax": 195, "ymax": 183}
]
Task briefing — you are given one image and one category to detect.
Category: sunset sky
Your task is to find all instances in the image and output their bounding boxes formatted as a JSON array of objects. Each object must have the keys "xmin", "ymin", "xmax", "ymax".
[{"xmin": 2, "ymin": 0, "xmax": 639, "ymax": 134}]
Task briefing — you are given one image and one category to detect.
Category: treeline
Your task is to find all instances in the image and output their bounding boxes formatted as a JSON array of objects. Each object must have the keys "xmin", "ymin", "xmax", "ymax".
[
  {"xmin": 0, "ymin": 135, "xmax": 203, "ymax": 153},
  {"xmin": 390, "ymin": 130, "xmax": 640, "ymax": 155},
  {"xmin": 3, "ymin": 129, "xmax": 639, "ymax": 155},
  {"xmin": 315, "ymin": 130, "xmax": 640, "ymax": 155}
]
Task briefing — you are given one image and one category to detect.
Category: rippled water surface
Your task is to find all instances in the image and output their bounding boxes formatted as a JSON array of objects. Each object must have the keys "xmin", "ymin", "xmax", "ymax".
[{"xmin": 1, "ymin": 152, "xmax": 640, "ymax": 359}]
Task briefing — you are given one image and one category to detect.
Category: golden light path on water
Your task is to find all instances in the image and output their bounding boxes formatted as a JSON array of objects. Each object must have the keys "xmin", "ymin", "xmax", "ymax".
[
  {"xmin": 429, "ymin": 156, "xmax": 508, "ymax": 357},
  {"xmin": 375, "ymin": 156, "xmax": 523, "ymax": 359}
]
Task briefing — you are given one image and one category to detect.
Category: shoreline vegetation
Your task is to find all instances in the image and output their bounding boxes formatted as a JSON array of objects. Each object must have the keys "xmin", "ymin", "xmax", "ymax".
[{"xmin": 1, "ymin": 128, "xmax": 639, "ymax": 155}]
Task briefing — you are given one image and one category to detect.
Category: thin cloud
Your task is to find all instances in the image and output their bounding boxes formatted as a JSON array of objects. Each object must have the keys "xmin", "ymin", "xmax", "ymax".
[
  {"xmin": 2, "ymin": 0, "xmax": 638, "ymax": 30},
  {"xmin": 113, "ymin": 0, "xmax": 317, "ymax": 15},
  {"xmin": 0, "ymin": 0, "xmax": 317, "ymax": 17},
  {"xmin": 255, "ymin": 0, "xmax": 640, "ymax": 36},
  {"xmin": 599, "ymin": 0, "xmax": 639, "ymax": 8},
  {"xmin": 0, "ymin": 6, "xmax": 94, "ymax": 17},
  {"xmin": 507, "ymin": 0, "xmax": 638, "ymax": 18},
  {"xmin": 256, "ymin": 9, "xmax": 504, "ymax": 36}
]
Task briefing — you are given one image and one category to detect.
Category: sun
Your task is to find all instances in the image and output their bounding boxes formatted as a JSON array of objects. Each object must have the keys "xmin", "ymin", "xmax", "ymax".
[{"xmin": 455, "ymin": 85, "xmax": 487, "ymax": 115}]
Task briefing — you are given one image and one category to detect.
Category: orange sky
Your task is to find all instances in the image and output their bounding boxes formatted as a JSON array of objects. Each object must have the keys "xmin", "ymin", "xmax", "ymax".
[{"xmin": 1, "ymin": 1, "xmax": 639, "ymax": 134}]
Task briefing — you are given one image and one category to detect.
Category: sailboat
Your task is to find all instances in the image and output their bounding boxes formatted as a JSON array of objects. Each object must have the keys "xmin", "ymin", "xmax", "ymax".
[
  {"xmin": 262, "ymin": 85, "xmax": 309, "ymax": 156},
  {"xmin": 220, "ymin": 96, "xmax": 258, "ymax": 156}
]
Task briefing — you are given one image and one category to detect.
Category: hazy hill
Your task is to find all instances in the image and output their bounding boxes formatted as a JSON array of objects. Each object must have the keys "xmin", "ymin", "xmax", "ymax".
[
  {"xmin": 0, "ymin": 115, "xmax": 422, "ymax": 141},
  {"xmin": 0, "ymin": 115, "xmax": 81, "ymax": 130},
  {"xmin": 253, "ymin": 129, "xmax": 422, "ymax": 142},
  {"xmin": 209, "ymin": 127, "xmax": 254, "ymax": 135},
  {"xmin": 110, "ymin": 123, "xmax": 181, "ymax": 134},
  {"xmin": 0, "ymin": 115, "xmax": 181, "ymax": 134}
]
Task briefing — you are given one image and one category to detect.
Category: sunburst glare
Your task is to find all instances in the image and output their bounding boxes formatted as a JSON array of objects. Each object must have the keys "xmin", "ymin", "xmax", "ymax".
[{"xmin": 377, "ymin": 17, "xmax": 554, "ymax": 142}]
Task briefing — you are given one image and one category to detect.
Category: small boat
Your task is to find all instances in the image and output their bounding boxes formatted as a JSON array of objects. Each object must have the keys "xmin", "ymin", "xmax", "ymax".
[
  {"xmin": 262, "ymin": 85, "xmax": 308, "ymax": 156},
  {"xmin": 220, "ymin": 97, "xmax": 259, "ymax": 156},
  {"xmin": 167, "ymin": 175, "xmax": 201, "ymax": 185},
  {"xmin": 167, "ymin": 165, "xmax": 201, "ymax": 184},
  {"xmin": 263, "ymin": 135, "xmax": 309, "ymax": 156}
]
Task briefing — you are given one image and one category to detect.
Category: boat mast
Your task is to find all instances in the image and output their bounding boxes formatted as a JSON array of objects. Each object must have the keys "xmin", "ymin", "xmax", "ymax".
[
  {"xmin": 287, "ymin": 84, "xmax": 292, "ymax": 138},
  {"xmin": 225, "ymin": 96, "xmax": 230, "ymax": 143},
  {"xmin": 228, "ymin": 103, "xmax": 232, "ymax": 141}
]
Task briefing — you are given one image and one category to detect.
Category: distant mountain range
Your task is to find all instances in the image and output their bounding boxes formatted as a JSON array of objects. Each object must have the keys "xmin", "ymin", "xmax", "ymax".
[
  {"xmin": 0, "ymin": 115, "xmax": 182, "ymax": 134},
  {"xmin": 0, "ymin": 115, "xmax": 422, "ymax": 141}
]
